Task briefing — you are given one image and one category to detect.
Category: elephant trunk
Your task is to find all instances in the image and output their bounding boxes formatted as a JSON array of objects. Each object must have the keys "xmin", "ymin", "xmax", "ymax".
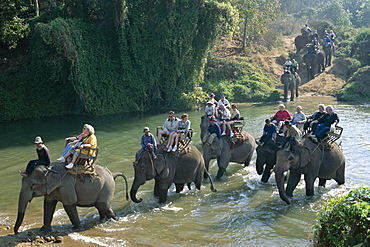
[
  {"xmin": 130, "ymin": 179, "xmax": 143, "ymax": 203},
  {"xmin": 14, "ymin": 191, "xmax": 32, "ymax": 234},
  {"xmin": 275, "ymin": 165, "xmax": 291, "ymax": 205},
  {"xmin": 256, "ymin": 157, "xmax": 264, "ymax": 175}
]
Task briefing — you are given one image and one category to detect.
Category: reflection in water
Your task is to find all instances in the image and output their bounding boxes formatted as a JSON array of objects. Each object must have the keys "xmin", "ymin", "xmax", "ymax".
[{"xmin": 0, "ymin": 96, "xmax": 369, "ymax": 246}]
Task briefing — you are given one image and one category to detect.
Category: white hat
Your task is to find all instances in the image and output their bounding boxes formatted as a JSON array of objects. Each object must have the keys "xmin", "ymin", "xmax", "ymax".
[
  {"xmin": 34, "ymin": 136, "xmax": 43, "ymax": 144},
  {"xmin": 143, "ymin": 127, "xmax": 150, "ymax": 132}
]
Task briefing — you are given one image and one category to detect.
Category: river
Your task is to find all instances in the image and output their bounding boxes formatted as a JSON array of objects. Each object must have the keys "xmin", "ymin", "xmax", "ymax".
[{"xmin": 0, "ymin": 96, "xmax": 369, "ymax": 246}]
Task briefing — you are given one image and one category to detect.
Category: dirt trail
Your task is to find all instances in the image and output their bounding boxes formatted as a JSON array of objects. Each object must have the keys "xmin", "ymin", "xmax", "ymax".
[{"xmin": 282, "ymin": 35, "xmax": 347, "ymax": 96}]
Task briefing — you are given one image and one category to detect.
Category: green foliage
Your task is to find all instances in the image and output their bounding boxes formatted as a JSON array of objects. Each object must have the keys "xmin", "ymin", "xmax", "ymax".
[
  {"xmin": 337, "ymin": 66, "xmax": 370, "ymax": 102},
  {"xmin": 313, "ymin": 188, "xmax": 370, "ymax": 246},
  {"xmin": 1, "ymin": 16, "xmax": 30, "ymax": 49},
  {"xmin": 351, "ymin": 28, "xmax": 370, "ymax": 66},
  {"xmin": 202, "ymin": 55, "xmax": 279, "ymax": 102},
  {"xmin": 0, "ymin": 0, "xmax": 237, "ymax": 120}
]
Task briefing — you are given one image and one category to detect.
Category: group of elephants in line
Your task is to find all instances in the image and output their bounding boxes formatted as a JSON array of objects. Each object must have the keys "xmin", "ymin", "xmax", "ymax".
[
  {"xmin": 281, "ymin": 33, "xmax": 334, "ymax": 102},
  {"xmin": 14, "ymin": 115, "xmax": 345, "ymax": 235}
]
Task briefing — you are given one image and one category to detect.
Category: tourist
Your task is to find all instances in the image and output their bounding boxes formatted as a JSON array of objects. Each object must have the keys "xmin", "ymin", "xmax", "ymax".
[
  {"xmin": 56, "ymin": 124, "xmax": 88, "ymax": 162},
  {"xmin": 217, "ymin": 104, "xmax": 231, "ymax": 136},
  {"xmin": 226, "ymin": 104, "xmax": 241, "ymax": 137},
  {"xmin": 257, "ymin": 119, "xmax": 277, "ymax": 146},
  {"xmin": 273, "ymin": 104, "xmax": 291, "ymax": 135},
  {"xmin": 311, "ymin": 105, "xmax": 339, "ymax": 142},
  {"xmin": 167, "ymin": 114, "xmax": 191, "ymax": 152},
  {"xmin": 202, "ymin": 118, "xmax": 221, "ymax": 145},
  {"xmin": 158, "ymin": 111, "xmax": 179, "ymax": 149},
  {"xmin": 65, "ymin": 124, "xmax": 97, "ymax": 169},
  {"xmin": 205, "ymin": 101, "xmax": 216, "ymax": 118},
  {"xmin": 19, "ymin": 136, "xmax": 51, "ymax": 177},
  {"xmin": 304, "ymin": 104, "xmax": 326, "ymax": 134},
  {"xmin": 135, "ymin": 127, "xmax": 157, "ymax": 160},
  {"xmin": 218, "ymin": 94, "xmax": 230, "ymax": 108},
  {"xmin": 291, "ymin": 106, "xmax": 306, "ymax": 131}
]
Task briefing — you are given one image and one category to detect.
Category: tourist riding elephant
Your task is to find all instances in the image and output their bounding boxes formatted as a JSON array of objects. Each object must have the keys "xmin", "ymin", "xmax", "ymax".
[
  {"xmin": 294, "ymin": 34, "xmax": 316, "ymax": 53},
  {"xmin": 255, "ymin": 137, "xmax": 284, "ymax": 183},
  {"xmin": 303, "ymin": 51, "xmax": 325, "ymax": 81},
  {"xmin": 202, "ymin": 132, "xmax": 255, "ymax": 179},
  {"xmin": 130, "ymin": 145, "xmax": 216, "ymax": 204},
  {"xmin": 280, "ymin": 73, "xmax": 299, "ymax": 102},
  {"xmin": 14, "ymin": 163, "xmax": 129, "ymax": 234},
  {"xmin": 274, "ymin": 137, "xmax": 345, "ymax": 205},
  {"xmin": 323, "ymin": 43, "xmax": 333, "ymax": 66}
]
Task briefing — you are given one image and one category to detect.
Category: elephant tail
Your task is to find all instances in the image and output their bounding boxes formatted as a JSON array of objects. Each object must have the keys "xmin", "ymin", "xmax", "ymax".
[
  {"xmin": 113, "ymin": 173, "xmax": 129, "ymax": 201},
  {"xmin": 204, "ymin": 170, "xmax": 217, "ymax": 192}
]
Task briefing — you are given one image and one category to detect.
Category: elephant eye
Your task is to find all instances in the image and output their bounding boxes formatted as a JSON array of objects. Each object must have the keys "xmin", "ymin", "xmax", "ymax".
[{"xmin": 288, "ymin": 156, "xmax": 294, "ymax": 161}]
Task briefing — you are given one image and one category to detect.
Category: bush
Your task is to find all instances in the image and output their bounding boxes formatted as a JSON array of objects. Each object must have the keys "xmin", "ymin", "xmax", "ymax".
[
  {"xmin": 337, "ymin": 66, "xmax": 370, "ymax": 102},
  {"xmin": 313, "ymin": 188, "xmax": 370, "ymax": 246}
]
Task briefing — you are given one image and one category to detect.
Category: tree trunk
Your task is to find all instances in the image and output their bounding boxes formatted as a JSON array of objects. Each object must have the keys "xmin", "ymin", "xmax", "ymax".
[
  {"xmin": 241, "ymin": 15, "xmax": 248, "ymax": 52},
  {"xmin": 35, "ymin": 0, "xmax": 40, "ymax": 16}
]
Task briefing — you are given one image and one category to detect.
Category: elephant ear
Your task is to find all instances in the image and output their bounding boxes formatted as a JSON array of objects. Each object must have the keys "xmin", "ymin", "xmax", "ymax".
[
  {"xmin": 46, "ymin": 170, "xmax": 62, "ymax": 195},
  {"xmin": 299, "ymin": 143, "xmax": 312, "ymax": 168},
  {"xmin": 154, "ymin": 154, "xmax": 169, "ymax": 179}
]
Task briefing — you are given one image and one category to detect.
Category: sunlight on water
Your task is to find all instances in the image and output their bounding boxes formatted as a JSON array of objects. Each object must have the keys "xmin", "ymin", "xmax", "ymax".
[{"xmin": 0, "ymin": 96, "xmax": 369, "ymax": 246}]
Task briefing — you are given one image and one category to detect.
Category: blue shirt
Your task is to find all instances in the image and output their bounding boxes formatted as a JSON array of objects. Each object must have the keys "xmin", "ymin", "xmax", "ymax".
[
  {"xmin": 263, "ymin": 123, "xmax": 277, "ymax": 138},
  {"xmin": 208, "ymin": 123, "xmax": 222, "ymax": 139},
  {"xmin": 141, "ymin": 133, "xmax": 157, "ymax": 150}
]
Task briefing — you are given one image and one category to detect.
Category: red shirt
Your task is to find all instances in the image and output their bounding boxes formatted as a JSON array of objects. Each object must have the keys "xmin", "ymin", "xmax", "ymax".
[{"xmin": 274, "ymin": 110, "xmax": 291, "ymax": 122}]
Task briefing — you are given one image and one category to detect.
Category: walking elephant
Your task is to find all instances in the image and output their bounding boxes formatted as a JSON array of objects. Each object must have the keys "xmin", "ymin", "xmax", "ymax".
[
  {"xmin": 294, "ymin": 34, "xmax": 316, "ymax": 53},
  {"xmin": 202, "ymin": 132, "xmax": 255, "ymax": 179},
  {"xmin": 14, "ymin": 163, "xmax": 129, "ymax": 234},
  {"xmin": 323, "ymin": 44, "xmax": 333, "ymax": 66},
  {"xmin": 303, "ymin": 51, "xmax": 325, "ymax": 81},
  {"xmin": 274, "ymin": 137, "xmax": 345, "ymax": 205},
  {"xmin": 280, "ymin": 73, "xmax": 299, "ymax": 102},
  {"xmin": 255, "ymin": 137, "xmax": 284, "ymax": 183},
  {"xmin": 130, "ymin": 145, "xmax": 216, "ymax": 204}
]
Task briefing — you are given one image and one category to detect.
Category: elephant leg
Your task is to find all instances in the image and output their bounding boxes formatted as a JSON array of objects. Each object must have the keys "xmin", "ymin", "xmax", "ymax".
[
  {"xmin": 63, "ymin": 204, "xmax": 82, "ymax": 229},
  {"xmin": 41, "ymin": 199, "xmax": 58, "ymax": 232},
  {"xmin": 244, "ymin": 152, "xmax": 253, "ymax": 167},
  {"xmin": 286, "ymin": 171, "xmax": 301, "ymax": 197},
  {"xmin": 304, "ymin": 174, "xmax": 316, "ymax": 197},
  {"xmin": 158, "ymin": 189, "xmax": 168, "ymax": 203},
  {"xmin": 261, "ymin": 163, "xmax": 273, "ymax": 183},
  {"xmin": 154, "ymin": 180, "xmax": 160, "ymax": 198},
  {"xmin": 187, "ymin": 183, "xmax": 192, "ymax": 190},
  {"xmin": 175, "ymin": 183, "xmax": 185, "ymax": 193},
  {"xmin": 96, "ymin": 202, "xmax": 118, "ymax": 221},
  {"xmin": 334, "ymin": 164, "xmax": 345, "ymax": 185},
  {"xmin": 216, "ymin": 167, "xmax": 226, "ymax": 180},
  {"xmin": 318, "ymin": 178, "xmax": 327, "ymax": 187}
]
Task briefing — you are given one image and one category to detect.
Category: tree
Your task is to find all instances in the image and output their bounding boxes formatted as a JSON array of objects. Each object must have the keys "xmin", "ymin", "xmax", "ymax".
[{"xmin": 232, "ymin": 0, "xmax": 281, "ymax": 51}]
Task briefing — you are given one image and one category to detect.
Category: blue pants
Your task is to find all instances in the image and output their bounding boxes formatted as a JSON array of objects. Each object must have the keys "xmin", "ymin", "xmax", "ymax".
[
  {"xmin": 62, "ymin": 144, "xmax": 75, "ymax": 157},
  {"xmin": 314, "ymin": 124, "xmax": 330, "ymax": 138}
]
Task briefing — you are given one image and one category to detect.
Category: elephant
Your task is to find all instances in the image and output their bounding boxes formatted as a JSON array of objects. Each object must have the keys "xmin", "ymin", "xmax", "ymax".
[
  {"xmin": 294, "ymin": 34, "xmax": 316, "ymax": 53},
  {"xmin": 130, "ymin": 145, "xmax": 216, "ymax": 204},
  {"xmin": 255, "ymin": 136, "xmax": 284, "ymax": 183},
  {"xmin": 274, "ymin": 137, "xmax": 345, "ymax": 205},
  {"xmin": 303, "ymin": 51, "xmax": 325, "ymax": 81},
  {"xmin": 323, "ymin": 44, "xmax": 333, "ymax": 67},
  {"xmin": 202, "ymin": 132, "xmax": 255, "ymax": 179},
  {"xmin": 14, "ymin": 163, "xmax": 129, "ymax": 234},
  {"xmin": 280, "ymin": 73, "xmax": 300, "ymax": 102}
]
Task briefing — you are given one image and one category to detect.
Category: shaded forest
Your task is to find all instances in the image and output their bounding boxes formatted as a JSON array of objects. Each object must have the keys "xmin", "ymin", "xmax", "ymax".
[{"xmin": 1, "ymin": 0, "xmax": 370, "ymax": 121}]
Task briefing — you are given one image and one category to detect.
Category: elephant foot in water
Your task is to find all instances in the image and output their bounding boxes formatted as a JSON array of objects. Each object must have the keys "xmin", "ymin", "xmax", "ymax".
[
  {"xmin": 216, "ymin": 167, "xmax": 226, "ymax": 180},
  {"xmin": 40, "ymin": 225, "xmax": 52, "ymax": 232}
]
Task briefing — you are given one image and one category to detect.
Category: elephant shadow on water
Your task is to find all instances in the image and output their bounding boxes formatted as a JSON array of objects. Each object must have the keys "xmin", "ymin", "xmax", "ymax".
[{"xmin": 13, "ymin": 163, "xmax": 129, "ymax": 235}]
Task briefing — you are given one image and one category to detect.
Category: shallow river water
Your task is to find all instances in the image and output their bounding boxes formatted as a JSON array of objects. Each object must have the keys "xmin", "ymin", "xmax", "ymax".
[{"xmin": 0, "ymin": 96, "xmax": 369, "ymax": 246}]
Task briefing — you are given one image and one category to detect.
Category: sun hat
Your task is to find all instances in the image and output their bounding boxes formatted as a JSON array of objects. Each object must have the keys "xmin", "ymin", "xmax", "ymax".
[
  {"xmin": 210, "ymin": 118, "xmax": 217, "ymax": 122},
  {"xmin": 210, "ymin": 93, "xmax": 215, "ymax": 97},
  {"xmin": 143, "ymin": 127, "xmax": 150, "ymax": 132},
  {"xmin": 34, "ymin": 136, "xmax": 43, "ymax": 144},
  {"xmin": 84, "ymin": 124, "xmax": 95, "ymax": 134},
  {"xmin": 207, "ymin": 101, "xmax": 214, "ymax": 105}
]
